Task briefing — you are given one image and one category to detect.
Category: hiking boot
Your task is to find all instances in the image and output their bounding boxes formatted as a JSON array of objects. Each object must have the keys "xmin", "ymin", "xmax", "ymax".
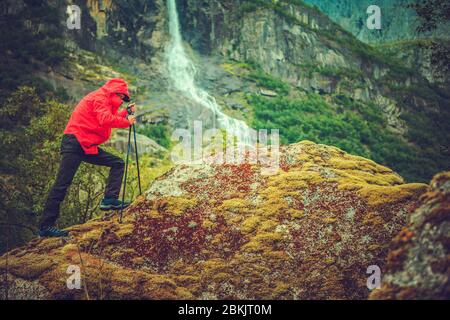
[
  {"xmin": 39, "ymin": 226, "xmax": 69, "ymax": 238},
  {"xmin": 100, "ymin": 198, "xmax": 130, "ymax": 211}
]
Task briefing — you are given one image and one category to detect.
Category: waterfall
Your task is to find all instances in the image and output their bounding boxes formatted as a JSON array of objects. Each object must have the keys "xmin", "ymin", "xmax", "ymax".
[{"xmin": 165, "ymin": 0, "xmax": 253, "ymax": 145}]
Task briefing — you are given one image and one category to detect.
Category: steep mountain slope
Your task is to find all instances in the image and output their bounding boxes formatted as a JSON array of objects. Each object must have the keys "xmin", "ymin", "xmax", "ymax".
[
  {"xmin": 0, "ymin": 141, "xmax": 428, "ymax": 299},
  {"xmin": 303, "ymin": 0, "xmax": 450, "ymax": 44}
]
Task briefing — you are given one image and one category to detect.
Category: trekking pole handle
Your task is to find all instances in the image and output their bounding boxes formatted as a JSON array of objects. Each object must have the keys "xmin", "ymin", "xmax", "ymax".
[{"xmin": 126, "ymin": 104, "xmax": 135, "ymax": 116}]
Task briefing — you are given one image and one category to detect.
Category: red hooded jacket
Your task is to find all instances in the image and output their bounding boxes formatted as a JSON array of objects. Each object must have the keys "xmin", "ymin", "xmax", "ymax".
[{"xmin": 64, "ymin": 78, "xmax": 131, "ymax": 155}]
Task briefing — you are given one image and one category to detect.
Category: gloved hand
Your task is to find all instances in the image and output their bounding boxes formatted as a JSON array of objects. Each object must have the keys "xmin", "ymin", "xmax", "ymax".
[
  {"xmin": 128, "ymin": 115, "xmax": 137, "ymax": 125},
  {"xmin": 128, "ymin": 103, "xmax": 137, "ymax": 113}
]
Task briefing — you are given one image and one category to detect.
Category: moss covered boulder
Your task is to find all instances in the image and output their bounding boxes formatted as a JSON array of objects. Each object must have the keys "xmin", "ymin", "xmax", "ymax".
[
  {"xmin": 370, "ymin": 171, "xmax": 450, "ymax": 300},
  {"xmin": 0, "ymin": 141, "xmax": 428, "ymax": 299}
]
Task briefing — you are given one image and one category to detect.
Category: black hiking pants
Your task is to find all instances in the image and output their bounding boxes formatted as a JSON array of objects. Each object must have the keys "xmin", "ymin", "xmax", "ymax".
[{"xmin": 39, "ymin": 134, "xmax": 125, "ymax": 229}]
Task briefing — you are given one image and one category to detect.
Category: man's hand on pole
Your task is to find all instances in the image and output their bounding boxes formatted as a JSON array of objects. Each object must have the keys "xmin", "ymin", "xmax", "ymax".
[
  {"xmin": 127, "ymin": 103, "xmax": 137, "ymax": 125},
  {"xmin": 128, "ymin": 115, "xmax": 137, "ymax": 125},
  {"xmin": 128, "ymin": 103, "xmax": 137, "ymax": 114}
]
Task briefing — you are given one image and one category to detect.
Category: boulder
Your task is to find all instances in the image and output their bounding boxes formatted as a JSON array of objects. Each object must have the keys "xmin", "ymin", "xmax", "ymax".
[
  {"xmin": 106, "ymin": 130, "xmax": 167, "ymax": 155},
  {"xmin": 0, "ymin": 141, "xmax": 429, "ymax": 299}
]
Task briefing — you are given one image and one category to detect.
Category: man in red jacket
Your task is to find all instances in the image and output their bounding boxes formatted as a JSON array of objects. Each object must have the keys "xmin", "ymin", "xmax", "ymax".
[{"xmin": 39, "ymin": 78, "xmax": 137, "ymax": 237}]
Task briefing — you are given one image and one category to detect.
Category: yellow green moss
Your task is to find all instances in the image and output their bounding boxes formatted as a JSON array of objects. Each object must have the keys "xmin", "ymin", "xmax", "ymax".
[
  {"xmin": 241, "ymin": 215, "xmax": 262, "ymax": 233},
  {"xmin": 202, "ymin": 219, "xmax": 215, "ymax": 229},
  {"xmin": 2, "ymin": 253, "xmax": 56, "ymax": 280},
  {"xmin": 254, "ymin": 231, "xmax": 283, "ymax": 243},
  {"xmin": 359, "ymin": 183, "xmax": 427, "ymax": 207},
  {"xmin": 174, "ymin": 286, "xmax": 194, "ymax": 299},
  {"xmin": 163, "ymin": 196, "xmax": 198, "ymax": 216},
  {"xmin": 80, "ymin": 228, "xmax": 103, "ymax": 242},
  {"xmin": 241, "ymin": 240, "xmax": 266, "ymax": 253},
  {"xmin": 323, "ymin": 217, "xmax": 337, "ymax": 224},
  {"xmin": 258, "ymin": 220, "xmax": 279, "ymax": 232},
  {"xmin": 218, "ymin": 198, "xmax": 250, "ymax": 213},
  {"xmin": 116, "ymin": 223, "xmax": 134, "ymax": 238},
  {"xmin": 60, "ymin": 243, "xmax": 78, "ymax": 255},
  {"xmin": 298, "ymin": 140, "xmax": 316, "ymax": 145},
  {"xmin": 286, "ymin": 208, "xmax": 304, "ymax": 219}
]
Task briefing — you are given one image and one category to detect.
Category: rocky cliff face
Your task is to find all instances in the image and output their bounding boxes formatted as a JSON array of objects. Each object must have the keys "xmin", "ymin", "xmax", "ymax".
[
  {"xmin": 0, "ymin": 141, "xmax": 428, "ymax": 299},
  {"xmin": 370, "ymin": 171, "xmax": 450, "ymax": 299},
  {"xmin": 303, "ymin": 0, "xmax": 450, "ymax": 44},
  {"xmin": 177, "ymin": 0, "xmax": 449, "ymax": 135},
  {"xmin": 84, "ymin": 0, "xmax": 167, "ymax": 62},
  {"xmin": 379, "ymin": 39, "xmax": 450, "ymax": 89}
]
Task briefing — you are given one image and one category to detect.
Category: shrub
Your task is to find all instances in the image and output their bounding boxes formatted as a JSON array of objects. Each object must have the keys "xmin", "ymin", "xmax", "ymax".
[{"xmin": 137, "ymin": 122, "xmax": 172, "ymax": 149}]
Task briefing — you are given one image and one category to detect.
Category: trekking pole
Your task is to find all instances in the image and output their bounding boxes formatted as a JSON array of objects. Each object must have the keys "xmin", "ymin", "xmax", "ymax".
[
  {"xmin": 119, "ymin": 104, "xmax": 142, "ymax": 222},
  {"xmin": 119, "ymin": 124, "xmax": 132, "ymax": 223},
  {"xmin": 132, "ymin": 123, "xmax": 142, "ymax": 195}
]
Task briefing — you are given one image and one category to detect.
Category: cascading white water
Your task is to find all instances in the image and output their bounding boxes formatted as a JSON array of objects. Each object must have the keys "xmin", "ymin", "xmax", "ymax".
[{"xmin": 165, "ymin": 0, "xmax": 252, "ymax": 144}]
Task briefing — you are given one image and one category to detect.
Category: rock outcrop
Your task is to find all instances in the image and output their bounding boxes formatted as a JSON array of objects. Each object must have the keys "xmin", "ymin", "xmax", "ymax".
[
  {"xmin": 106, "ymin": 130, "xmax": 168, "ymax": 155},
  {"xmin": 370, "ymin": 171, "xmax": 450, "ymax": 300},
  {"xmin": 79, "ymin": 0, "xmax": 168, "ymax": 61},
  {"xmin": 0, "ymin": 141, "xmax": 428, "ymax": 299}
]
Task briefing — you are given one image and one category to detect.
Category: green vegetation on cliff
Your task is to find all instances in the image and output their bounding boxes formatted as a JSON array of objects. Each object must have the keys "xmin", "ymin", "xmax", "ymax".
[
  {"xmin": 137, "ymin": 122, "xmax": 173, "ymax": 149},
  {"xmin": 244, "ymin": 65, "xmax": 448, "ymax": 183}
]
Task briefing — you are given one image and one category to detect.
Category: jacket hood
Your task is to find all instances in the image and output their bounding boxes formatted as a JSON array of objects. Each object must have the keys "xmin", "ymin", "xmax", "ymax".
[{"xmin": 101, "ymin": 78, "xmax": 130, "ymax": 99}]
